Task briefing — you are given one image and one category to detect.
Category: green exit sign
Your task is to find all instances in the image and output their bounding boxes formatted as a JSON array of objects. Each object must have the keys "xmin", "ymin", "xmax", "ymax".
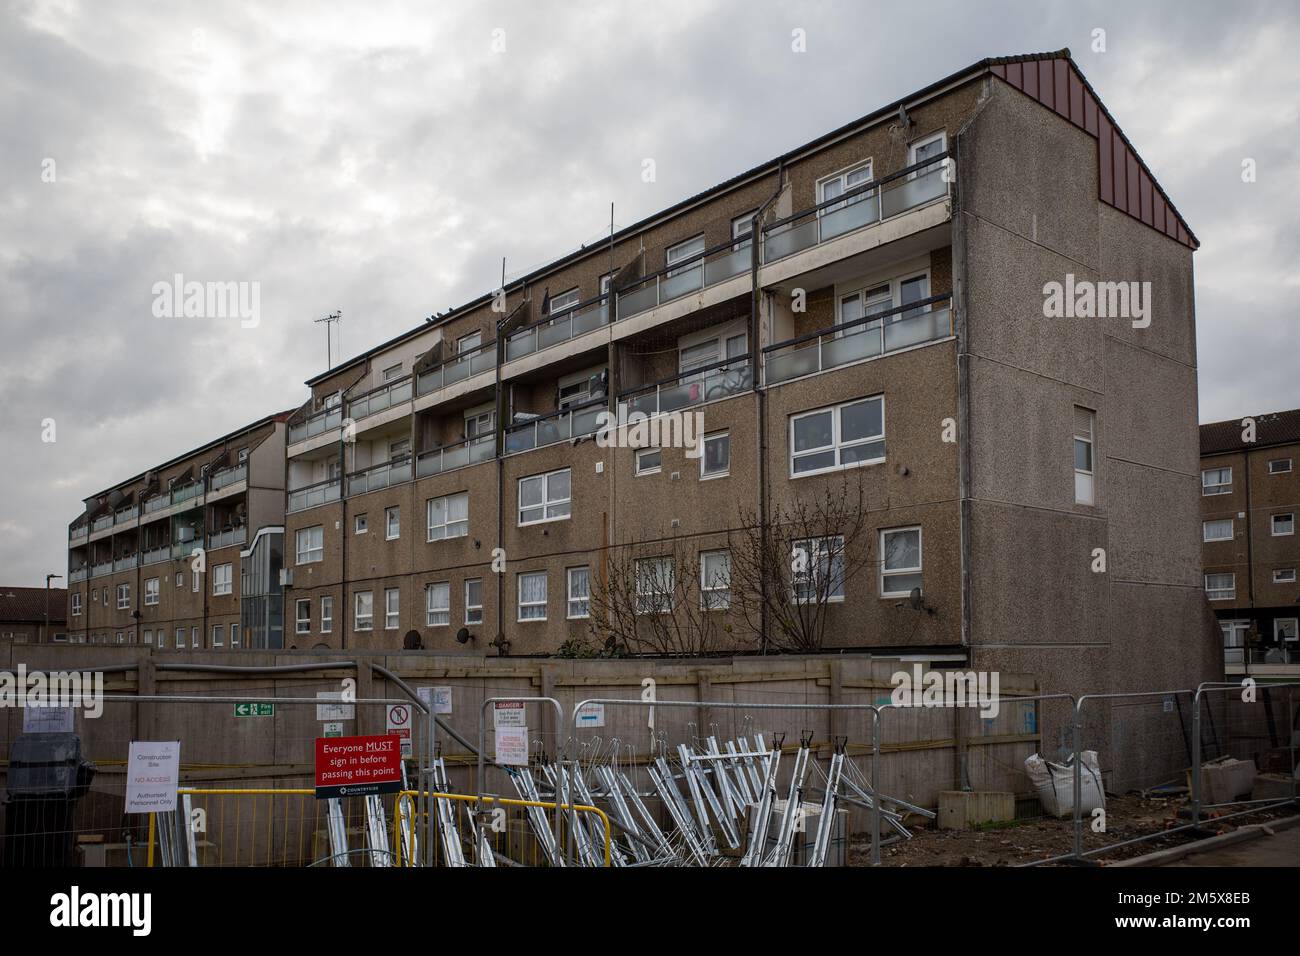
[{"xmin": 234, "ymin": 702, "xmax": 275, "ymax": 717}]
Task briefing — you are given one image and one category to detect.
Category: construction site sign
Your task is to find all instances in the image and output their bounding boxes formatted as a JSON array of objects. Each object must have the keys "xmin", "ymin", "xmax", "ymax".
[
  {"xmin": 125, "ymin": 741, "xmax": 181, "ymax": 813},
  {"xmin": 233, "ymin": 702, "xmax": 274, "ymax": 717},
  {"xmin": 494, "ymin": 726, "xmax": 529, "ymax": 766},
  {"xmin": 315, "ymin": 734, "xmax": 402, "ymax": 800},
  {"xmin": 385, "ymin": 703, "xmax": 413, "ymax": 757},
  {"xmin": 493, "ymin": 700, "xmax": 525, "ymax": 728},
  {"xmin": 417, "ymin": 685, "xmax": 453, "ymax": 714},
  {"xmin": 575, "ymin": 702, "xmax": 605, "ymax": 728}
]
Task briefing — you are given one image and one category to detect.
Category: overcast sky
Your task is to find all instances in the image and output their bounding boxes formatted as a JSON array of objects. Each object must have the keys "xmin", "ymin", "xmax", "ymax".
[{"xmin": 2, "ymin": 0, "xmax": 1297, "ymax": 587}]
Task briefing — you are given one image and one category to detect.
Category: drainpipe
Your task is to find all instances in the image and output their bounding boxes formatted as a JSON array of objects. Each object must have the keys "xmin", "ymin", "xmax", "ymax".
[
  {"xmin": 953, "ymin": 131, "xmax": 972, "ymax": 651},
  {"xmin": 751, "ymin": 163, "xmax": 786, "ymax": 655}
]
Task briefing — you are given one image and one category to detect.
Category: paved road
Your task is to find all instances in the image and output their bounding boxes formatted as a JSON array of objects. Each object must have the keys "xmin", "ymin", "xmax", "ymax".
[{"xmin": 1165, "ymin": 825, "xmax": 1300, "ymax": 866}]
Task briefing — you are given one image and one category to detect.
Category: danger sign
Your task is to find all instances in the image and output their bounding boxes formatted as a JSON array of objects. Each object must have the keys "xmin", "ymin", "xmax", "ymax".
[
  {"xmin": 386, "ymin": 703, "xmax": 413, "ymax": 758},
  {"xmin": 314, "ymin": 734, "xmax": 402, "ymax": 800}
]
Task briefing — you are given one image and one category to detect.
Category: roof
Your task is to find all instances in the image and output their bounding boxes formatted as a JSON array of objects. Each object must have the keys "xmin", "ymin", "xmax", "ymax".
[
  {"xmin": 0, "ymin": 587, "xmax": 67, "ymax": 624},
  {"xmin": 1201, "ymin": 409, "xmax": 1300, "ymax": 456},
  {"xmin": 306, "ymin": 48, "xmax": 1197, "ymax": 386}
]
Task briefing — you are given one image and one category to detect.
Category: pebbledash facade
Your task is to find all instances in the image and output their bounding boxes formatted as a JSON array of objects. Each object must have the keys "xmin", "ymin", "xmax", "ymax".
[{"xmin": 67, "ymin": 50, "xmax": 1223, "ymax": 697}]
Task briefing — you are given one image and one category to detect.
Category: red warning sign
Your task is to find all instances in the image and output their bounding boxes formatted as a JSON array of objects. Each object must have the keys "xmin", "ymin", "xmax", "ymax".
[{"xmin": 314, "ymin": 734, "xmax": 402, "ymax": 799}]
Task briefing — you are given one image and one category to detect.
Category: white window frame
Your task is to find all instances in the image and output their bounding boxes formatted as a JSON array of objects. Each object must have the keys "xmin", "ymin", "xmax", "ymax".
[
  {"xmin": 731, "ymin": 211, "xmax": 756, "ymax": 250},
  {"xmin": 175, "ymin": 627, "xmax": 185, "ymax": 649},
  {"xmin": 907, "ymin": 131, "xmax": 947, "ymax": 173},
  {"xmin": 355, "ymin": 514, "xmax": 368, "ymax": 534},
  {"xmin": 354, "ymin": 591, "xmax": 373, "ymax": 631},
  {"xmin": 566, "ymin": 567, "xmax": 590, "ymax": 620},
  {"xmin": 143, "ymin": 629, "xmax": 152, "ymax": 646},
  {"xmin": 518, "ymin": 469, "xmax": 571, "ymax": 526},
  {"xmin": 677, "ymin": 320, "xmax": 748, "ymax": 380},
  {"xmin": 384, "ymin": 588, "xmax": 400, "ymax": 630},
  {"xmin": 230, "ymin": 623, "xmax": 240, "ymax": 648},
  {"xmin": 635, "ymin": 557, "xmax": 675, "ymax": 615},
  {"xmin": 116, "ymin": 583, "xmax": 130, "ymax": 610},
  {"xmin": 700, "ymin": 550, "xmax": 731, "ymax": 610},
  {"xmin": 518, "ymin": 571, "xmax": 548, "ymax": 622},
  {"xmin": 213, "ymin": 563, "xmax": 233, "ymax": 596},
  {"xmin": 701, "ymin": 431, "xmax": 730, "ymax": 479},
  {"xmin": 880, "ymin": 527, "xmax": 923, "ymax": 599},
  {"xmin": 211, "ymin": 624, "xmax": 224, "ymax": 648},
  {"xmin": 635, "ymin": 448, "xmax": 662, "ymax": 477},
  {"xmin": 1074, "ymin": 407, "xmax": 1096, "ymax": 506},
  {"xmin": 1205, "ymin": 573, "xmax": 1236, "ymax": 601},
  {"xmin": 1201, "ymin": 467, "xmax": 1232, "ymax": 496},
  {"xmin": 465, "ymin": 579, "xmax": 483, "ymax": 625},
  {"xmin": 547, "ymin": 287, "xmax": 580, "ymax": 316},
  {"xmin": 665, "ymin": 234, "xmax": 705, "ymax": 279},
  {"xmin": 457, "ymin": 330, "xmax": 483, "ymax": 354},
  {"xmin": 791, "ymin": 536, "xmax": 846, "ymax": 603},
  {"xmin": 385, "ymin": 506, "xmax": 400, "ymax": 540},
  {"xmin": 790, "ymin": 395, "xmax": 885, "ymax": 478},
  {"xmin": 175, "ymin": 573, "xmax": 183, "ymax": 588},
  {"xmin": 426, "ymin": 582, "xmax": 450, "ymax": 627},
  {"xmin": 382, "ymin": 362, "xmax": 403, "ymax": 382},
  {"xmin": 296, "ymin": 525, "xmax": 324, "ymax": 564},
  {"xmin": 817, "ymin": 159, "xmax": 874, "ymax": 214},
  {"xmin": 191, "ymin": 626, "xmax": 199, "ymax": 648},
  {"xmin": 71, "ymin": 592, "xmax": 82, "ymax": 616},
  {"xmin": 1275, "ymin": 618, "xmax": 1299, "ymax": 643},
  {"xmin": 296, "ymin": 599, "xmax": 311, "ymax": 634},
  {"xmin": 427, "ymin": 492, "xmax": 469, "ymax": 541},
  {"xmin": 837, "ymin": 271, "xmax": 930, "ymax": 338},
  {"xmin": 1268, "ymin": 458, "xmax": 1292, "ymax": 474},
  {"xmin": 320, "ymin": 596, "xmax": 333, "ymax": 633},
  {"xmin": 145, "ymin": 578, "xmax": 159, "ymax": 606},
  {"xmin": 1203, "ymin": 518, "xmax": 1233, "ymax": 543},
  {"xmin": 557, "ymin": 365, "xmax": 606, "ymax": 409},
  {"xmin": 1271, "ymin": 513, "xmax": 1294, "ymax": 537},
  {"xmin": 192, "ymin": 570, "xmax": 200, "ymax": 593},
  {"xmin": 1272, "ymin": 568, "xmax": 1296, "ymax": 584}
]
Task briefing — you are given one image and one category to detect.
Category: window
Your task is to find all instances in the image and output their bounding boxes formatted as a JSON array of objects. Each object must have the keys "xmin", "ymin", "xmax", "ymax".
[
  {"xmin": 790, "ymin": 396, "xmax": 885, "ymax": 476},
  {"xmin": 116, "ymin": 583, "xmax": 130, "ymax": 609},
  {"xmin": 389, "ymin": 438, "xmax": 410, "ymax": 459},
  {"xmin": 115, "ymin": 632, "xmax": 122, "ymax": 644},
  {"xmin": 231, "ymin": 624, "xmax": 240, "ymax": 648},
  {"xmin": 1272, "ymin": 513, "xmax": 1294, "ymax": 536},
  {"xmin": 145, "ymin": 577, "xmax": 159, "ymax": 605},
  {"xmin": 519, "ymin": 469, "xmax": 571, "ymax": 525},
  {"xmin": 665, "ymin": 235, "xmax": 705, "ymax": 278},
  {"xmin": 818, "ymin": 160, "xmax": 873, "ymax": 214},
  {"xmin": 792, "ymin": 537, "xmax": 846, "ymax": 602},
  {"xmin": 635, "ymin": 557, "xmax": 674, "ymax": 614},
  {"xmin": 1268, "ymin": 458, "xmax": 1292, "ymax": 474},
  {"xmin": 458, "ymin": 330, "xmax": 483, "ymax": 354},
  {"xmin": 296, "ymin": 599, "xmax": 311, "ymax": 634},
  {"xmin": 321, "ymin": 596, "xmax": 333, "ymax": 633},
  {"xmin": 143, "ymin": 629, "xmax": 151, "ymax": 645},
  {"xmin": 1202, "ymin": 467, "xmax": 1232, "ymax": 496},
  {"xmin": 386, "ymin": 506, "xmax": 401, "ymax": 540},
  {"xmin": 354, "ymin": 591, "xmax": 373, "ymax": 630},
  {"xmin": 426, "ymin": 582, "xmax": 450, "ymax": 626},
  {"xmin": 465, "ymin": 579, "xmax": 483, "ymax": 625},
  {"xmin": 355, "ymin": 514, "xmax": 368, "ymax": 534},
  {"xmin": 382, "ymin": 362, "xmax": 403, "ymax": 381},
  {"xmin": 213, "ymin": 563, "xmax": 233, "ymax": 595},
  {"xmin": 518, "ymin": 572, "xmax": 548, "ymax": 621},
  {"xmin": 701, "ymin": 432, "xmax": 730, "ymax": 479},
  {"xmin": 238, "ymin": 447, "xmax": 249, "ymax": 464},
  {"xmin": 635, "ymin": 448, "xmax": 661, "ymax": 476},
  {"xmin": 384, "ymin": 588, "xmax": 400, "ymax": 629},
  {"xmin": 907, "ymin": 131, "xmax": 946, "ymax": 170},
  {"xmin": 732, "ymin": 211, "xmax": 756, "ymax": 250},
  {"xmin": 175, "ymin": 573, "xmax": 183, "ymax": 588},
  {"xmin": 881, "ymin": 528, "xmax": 923, "ymax": 597},
  {"xmin": 567, "ymin": 567, "xmax": 590, "ymax": 619},
  {"xmin": 558, "ymin": 366, "xmax": 605, "ymax": 409},
  {"xmin": 90, "ymin": 588, "xmax": 97, "ymax": 604},
  {"xmin": 1272, "ymin": 568, "xmax": 1297, "ymax": 584},
  {"xmin": 427, "ymin": 492, "xmax": 469, "ymax": 540},
  {"xmin": 1205, "ymin": 573, "xmax": 1236, "ymax": 601},
  {"xmin": 1074, "ymin": 407, "xmax": 1095, "ymax": 506},
  {"xmin": 1203, "ymin": 518, "xmax": 1233, "ymax": 543},
  {"xmin": 547, "ymin": 287, "xmax": 580, "ymax": 315},
  {"xmin": 211, "ymin": 624, "xmax": 224, "ymax": 647},
  {"xmin": 192, "ymin": 570, "xmax": 200, "ymax": 593},
  {"xmin": 700, "ymin": 551, "xmax": 731, "ymax": 610},
  {"xmin": 191, "ymin": 626, "xmax": 199, "ymax": 648},
  {"xmin": 464, "ymin": 405, "xmax": 495, "ymax": 438},
  {"xmin": 1275, "ymin": 618, "xmax": 1299, "ymax": 643},
  {"xmin": 296, "ymin": 525, "xmax": 324, "ymax": 563},
  {"xmin": 679, "ymin": 328, "xmax": 747, "ymax": 380},
  {"xmin": 71, "ymin": 593, "xmax": 82, "ymax": 616}
]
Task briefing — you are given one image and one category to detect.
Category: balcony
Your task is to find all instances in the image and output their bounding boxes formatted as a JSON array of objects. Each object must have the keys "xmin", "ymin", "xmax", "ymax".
[
  {"xmin": 288, "ymin": 477, "xmax": 341, "ymax": 514},
  {"xmin": 143, "ymin": 494, "xmax": 170, "ymax": 515},
  {"xmin": 70, "ymin": 524, "xmax": 89, "ymax": 542},
  {"xmin": 615, "ymin": 239, "xmax": 752, "ymax": 323},
  {"xmin": 142, "ymin": 545, "xmax": 171, "ymax": 566},
  {"xmin": 172, "ymin": 482, "xmax": 203, "ymax": 507},
  {"xmin": 348, "ymin": 376, "xmax": 413, "ymax": 423},
  {"xmin": 69, "ymin": 566, "xmax": 88, "ymax": 583},
  {"xmin": 417, "ymin": 341, "xmax": 496, "ymax": 395},
  {"xmin": 91, "ymin": 515, "xmax": 113, "ymax": 533},
  {"xmin": 764, "ymin": 294, "xmax": 953, "ymax": 386},
  {"xmin": 504, "ymin": 398, "xmax": 605, "ymax": 455},
  {"xmin": 210, "ymin": 463, "xmax": 247, "ymax": 493},
  {"xmin": 114, "ymin": 555, "xmax": 138, "ymax": 573},
  {"xmin": 114, "ymin": 504, "xmax": 138, "ymax": 525},
  {"xmin": 416, "ymin": 434, "xmax": 495, "ymax": 478},
  {"xmin": 761, "ymin": 152, "xmax": 949, "ymax": 264},
  {"xmin": 346, "ymin": 455, "xmax": 412, "ymax": 497},
  {"xmin": 507, "ymin": 298, "xmax": 609, "ymax": 362},
  {"xmin": 288, "ymin": 405, "xmax": 343, "ymax": 444},
  {"xmin": 172, "ymin": 539, "xmax": 203, "ymax": 560},
  {"xmin": 208, "ymin": 527, "xmax": 248, "ymax": 550},
  {"xmin": 91, "ymin": 561, "xmax": 112, "ymax": 578},
  {"xmin": 621, "ymin": 357, "xmax": 752, "ymax": 417}
]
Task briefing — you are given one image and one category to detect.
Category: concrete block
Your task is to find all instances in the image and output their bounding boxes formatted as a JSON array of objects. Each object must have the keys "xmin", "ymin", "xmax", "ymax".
[{"xmin": 937, "ymin": 790, "xmax": 1015, "ymax": 829}]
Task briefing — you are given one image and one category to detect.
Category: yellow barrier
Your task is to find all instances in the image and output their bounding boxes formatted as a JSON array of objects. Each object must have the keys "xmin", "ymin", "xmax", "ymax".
[{"xmin": 149, "ymin": 788, "xmax": 611, "ymax": 867}]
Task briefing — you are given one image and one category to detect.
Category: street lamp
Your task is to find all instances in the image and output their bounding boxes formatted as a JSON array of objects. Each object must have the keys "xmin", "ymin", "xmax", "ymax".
[{"xmin": 46, "ymin": 573, "xmax": 63, "ymax": 642}]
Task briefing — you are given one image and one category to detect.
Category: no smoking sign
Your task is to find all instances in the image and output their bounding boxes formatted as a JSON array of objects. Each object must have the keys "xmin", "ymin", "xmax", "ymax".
[{"xmin": 386, "ymin": 703, "xmax": 413, "ymax": 758}]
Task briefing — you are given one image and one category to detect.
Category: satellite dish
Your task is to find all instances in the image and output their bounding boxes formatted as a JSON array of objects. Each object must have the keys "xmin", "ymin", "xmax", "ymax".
[{"xmin": 455, "ymin": 627, "xmax": 473, "ymax": 645}]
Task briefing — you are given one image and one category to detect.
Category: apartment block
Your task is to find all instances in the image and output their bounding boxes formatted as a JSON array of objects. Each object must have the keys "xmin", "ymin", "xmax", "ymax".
[
  {"xmin": 66, "ymin": 412, "xmax": 291, "ymax": 649},
  {"xmin": 0, "ymin": 587, "xmax": 67, "ymax": 644},
  {"xmin": 271, "ymin": 50, "xmax": 1219, "ymax": 697},
  {"xmin": 1201, "ymin": 409, "xmax": 1300, "ymax": 677}
]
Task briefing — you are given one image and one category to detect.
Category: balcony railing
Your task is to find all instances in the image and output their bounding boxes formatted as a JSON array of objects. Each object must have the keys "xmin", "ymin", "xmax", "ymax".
[
  {"xmin": 288, "ymin": 405, "xmax": 343, "ymax": 444},
  {"xmin": 143, "ymin": 494, "xmax": 169, "ymax": 515},
  {"xmin": 762, "ymin": 152, "xmax": 949, "ymax": 263},
  {"xmin": 1225, "ymin": 644, "xmax": 1298, "ymax": 666},
  {"xmin": 416, "ymin": 434, "xmax": 495, "ymax": 478},
  {"xmin": 114, "ymin": 555, "xmax": 138, "ymax": 573},
  {"xmin": 114, "ymin": 504, "xmax": 138, "ymax": 525},
  {"xmin": 208, "ymin": 527, "xmax": 248, "ymax": 550},
  {"xmin": 91, "ymin": 515, "xmax": 113, "ymax": 533},
  {"xmin": 288, "ymin": 477, "xmax": 341, "ymax": 513},
  {"xmin": 69, "ymin": 567, "xmax": 88, "ymax": 583},
  {"xmin": 210, "ymin": 462, "xmax": 247, "ymax": 492},
  {"xmin": 171, "ymin": 482, "xmax": 203, "ymax": 507},
  {"xmin": 348, "ymin": 376, "xmax": 413, "ymax": 422},
  {"xmin": 70, "ymin": 525, "xmax": 89, "ymax": 542},
  {"xmin": 417, "ymin": 341, "xmax": 497, "ymax": 395},
  {"xmin": 346, "ymin": 455, "xmax": 413, "ymax": 496},
  {"xmin": 142, "ymin": 545, "xmax": 171, "ymax": 566},
  {"xmin": 763, "ymin": 293, "xmax": 953, "ymax": 386},
  {"xmin": 172, "ymin": 539, "xmax": 203, "ymax": 559},
  {"xmin": 91, "ymin": 561, "xmax": 113, "ymax": 578},
  {"xmin": 621, "ymin": 356, "xmax": 753, "ymax": 418},
  {"xmin": 507, "ymin": 297, "xmax": 611, "ymax": 362},
  {"xmin": 615, "ymin": 238, "xmax": 753, "ymax": 323},
  {"xmin": 504, "ymin": 397, "xmax": 606, "ymax": 455}
]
